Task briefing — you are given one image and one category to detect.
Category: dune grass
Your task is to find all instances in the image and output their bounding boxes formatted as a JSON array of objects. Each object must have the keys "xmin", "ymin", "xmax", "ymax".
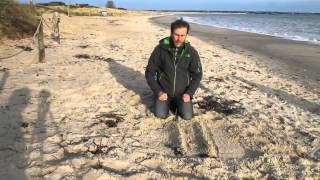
[
  {"xmin": 0, "ymin": 0, "xmax": 37, "ymax": 39},
  {"xmin": 71, "ymin": 7, "xmax": 127, "ymax": 16},
  {"xmin": 0, "ymin": 1, "xmax": 140, "ymax": 40},
  {"xmin": 35, "ymin": 5, "xmax": 128, "ymax": 16}
]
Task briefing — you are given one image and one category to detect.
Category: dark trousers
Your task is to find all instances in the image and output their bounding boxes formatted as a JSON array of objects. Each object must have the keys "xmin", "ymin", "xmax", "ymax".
[{"xmin": 154, "ymin": 96, "xmax": 193, "ymax": 120}]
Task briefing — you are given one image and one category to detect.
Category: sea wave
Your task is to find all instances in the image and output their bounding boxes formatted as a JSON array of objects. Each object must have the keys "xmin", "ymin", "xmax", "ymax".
[{"xmin": 180, "ymin": 15, "xmax": 320, "ymax": 44}]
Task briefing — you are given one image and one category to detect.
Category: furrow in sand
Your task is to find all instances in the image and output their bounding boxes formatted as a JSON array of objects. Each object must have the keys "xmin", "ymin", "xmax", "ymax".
[{"xmin": 204, "ymin": 121, "xmax": 245, "ymax": 159}]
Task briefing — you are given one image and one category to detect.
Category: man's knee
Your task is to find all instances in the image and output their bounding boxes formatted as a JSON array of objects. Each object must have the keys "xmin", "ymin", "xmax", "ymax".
[
  {"xmin": 154, "ymin": 99, "xmax": 169, "ymax": 119},
  {"xmin": 181, "ymin": 112, "xmax": 193, "ymax": 120},
  {"xmin": 178, "ymin": 101, "xmax": 193, "ymax": 120},
  {"xmin": 155, "ymin": 111, "xmax": 168, "ymax": 119}
]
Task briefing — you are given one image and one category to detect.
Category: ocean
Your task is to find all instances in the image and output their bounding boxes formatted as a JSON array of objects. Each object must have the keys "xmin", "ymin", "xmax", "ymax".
[{"xmin": 175, "ymin": 13, "xmax": 320, "ymax": 44}]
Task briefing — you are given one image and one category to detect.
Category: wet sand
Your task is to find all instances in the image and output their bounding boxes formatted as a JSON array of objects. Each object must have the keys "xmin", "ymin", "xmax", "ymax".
[{"xmin": 151, "ymin": 15, "xmax": 320, "ymax": 93}]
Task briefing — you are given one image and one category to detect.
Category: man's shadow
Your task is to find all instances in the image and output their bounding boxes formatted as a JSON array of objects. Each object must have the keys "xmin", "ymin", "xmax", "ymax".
[
  {"xmin": 0, "ymin": 88, "xmax": 30, "ymax": 179},
  {"xmin": 0, "ymin": 71, "xmax": 9, "ymax": 94},
  {"xmin": 233, "ymin": 76, "xmax": 320, "ymax": 115},
  {"xmin": 106, "ymin": 59, "xmax": 154, "ymax": 110},
  {"xmin": 33, "ymin": 90, "xmax": 54, "ymax": 158}
]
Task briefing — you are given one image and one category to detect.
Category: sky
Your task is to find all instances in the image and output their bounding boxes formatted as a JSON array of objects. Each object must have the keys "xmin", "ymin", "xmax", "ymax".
[{"xmin": 19, "ymin": 0, "xmax": 320, "ymax": 13}]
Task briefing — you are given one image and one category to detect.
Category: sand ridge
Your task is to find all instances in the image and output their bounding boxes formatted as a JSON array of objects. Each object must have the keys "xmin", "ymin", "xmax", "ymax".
[{"xmin": 0, "ymin": 13, "xmax": 319, "ymax": 179}]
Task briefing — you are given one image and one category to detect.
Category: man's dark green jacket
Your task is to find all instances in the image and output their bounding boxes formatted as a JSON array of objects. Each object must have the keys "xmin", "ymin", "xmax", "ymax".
[{"xmin": 145, "ymin": 37, "xmax": 202, "ymax": 98}]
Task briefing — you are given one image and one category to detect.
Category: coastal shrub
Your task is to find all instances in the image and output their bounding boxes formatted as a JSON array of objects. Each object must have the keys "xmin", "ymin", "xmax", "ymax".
[{"xmin": 0, "ymin": 0, "xmax": 37, "ymax": 40}]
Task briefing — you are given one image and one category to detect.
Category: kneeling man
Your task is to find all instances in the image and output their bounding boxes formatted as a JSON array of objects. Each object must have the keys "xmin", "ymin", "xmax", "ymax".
[{"xmin": 145, "ymin": 19, "xmax": 202, "ymax": 120}]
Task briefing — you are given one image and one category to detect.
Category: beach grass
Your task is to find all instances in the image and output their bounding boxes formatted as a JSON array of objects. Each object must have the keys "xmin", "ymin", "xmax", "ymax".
[
  {"xmin": 35, "ymin": 5, "xmax": 128, "ymax": 16},
  {"xmin": 71, "ymin": 7, "xmax": 127, "ymax": 16},
  {"xmin": 0, "ymin": 0, "xmax": 37, "ymax": 39}
]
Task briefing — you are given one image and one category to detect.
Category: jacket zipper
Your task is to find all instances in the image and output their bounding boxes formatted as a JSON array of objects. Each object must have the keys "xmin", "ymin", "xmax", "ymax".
[
  {"xmin": 172, "ymin": 47, "xmax": 185, "ymax": 96},
  {"xmin": 187, "ymin": 74, "xmax": 190, "ymax": 85},
  {"xmin": 173, "ymin": 48, "xmax": 177, "ymax": 95}
]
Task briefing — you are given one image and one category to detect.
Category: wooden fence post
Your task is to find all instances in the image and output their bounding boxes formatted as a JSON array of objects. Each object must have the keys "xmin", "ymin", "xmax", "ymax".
[
  {"xmin": 67, "ymin": 5, "xmax": 70, "ymax": 17},
  {"xmin": 52, "ymin": 12, "xmax": 60, "ymax": 44},
  {"xmin": 38, "ymin": 18, "xmax": 45, "ymax": 63}
]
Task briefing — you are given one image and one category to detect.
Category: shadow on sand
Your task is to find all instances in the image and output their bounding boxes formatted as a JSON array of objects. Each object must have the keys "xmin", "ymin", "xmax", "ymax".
[
  {"xmin": 106, "ymin": 59, "xmax": 154, "ymax": 109},
  {"xmin": 0, "ymin": 86, "xmax": 55, "ymax": 179},
  {"xmin": 233, "ymin": 76, "xmax": 320, "ymax": 115},
  {"xmin": 0, "ymin": 71, "xmax": 9, "ymax": 94},
  {"xmin": 33, "ymin": 90, "xmax": 55, "ymax": 159},
  {"xmin": 0, "ymin": 88, "xmax": 30, "ymax": 179}
]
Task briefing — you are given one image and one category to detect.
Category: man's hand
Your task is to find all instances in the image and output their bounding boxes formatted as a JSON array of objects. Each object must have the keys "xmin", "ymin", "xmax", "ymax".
[
  {"xmin": 182, "ymin": 94, "xmax": 190, "ymax": 103},
  {"xmin": 159, "ymin": 91, "xmax": 168, "ymax": 101}
]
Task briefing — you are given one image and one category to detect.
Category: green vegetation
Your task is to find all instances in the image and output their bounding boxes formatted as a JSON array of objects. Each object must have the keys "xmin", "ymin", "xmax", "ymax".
[
  {"xmin": 69, "ymin": 7, "xmax": 127, "ymax": 16},
  {"xmin": 36, "ymin": 5, "xmax": 127, "ymax": 16},
  {"xmin": 0, "ymin": 0, "xmax": 37, "ymax": 39},
  {"xmin": 0, "ymin": 1, "xmax": 128, "ymax": 40}
]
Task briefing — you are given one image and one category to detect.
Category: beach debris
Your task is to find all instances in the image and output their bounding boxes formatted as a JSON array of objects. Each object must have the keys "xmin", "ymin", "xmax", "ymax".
[
  {"xmin": 92, "ymin": 56, "xmax": 113, "ymax": 62},
  {"xmin": 254, "ymin": 70, "xmax": 261, "ymax": 74},
  {"xmin": 240, "ymin": 84, "xmax": 255, "ymax": 90},
  {"xmin": 309, "ymin": 146, "xmax": 320, "ymax": 160},
  {"xmin": 109, "ymin": 43, "xmax": 122, "ymax": 51},
  {"xmin": 74, "ymin": 54, "xmax": 113, "ymax": 62},
  {"xmin": 293, "ymin": 130, "xmax": 316, "ymax": 145},
  {"xmin": 79, "ymin": 45, "xmax": 89, "ymax": 48},
  {"xmin": 0, "ymin": 67, "xmax": 9, "ymax": 72},
  {"xmin": 15, "ymin": 45, "xmax": 33, "ymax": 51},
  {"xmin": 90, "ymin": 140, "xmax": 118, "ymax": 155},
  {"xmin": 20, "ymin": 122, "xmax": 29, "ymax": 128},
  {"xmin": 74, "ymin": 54, "xmax": 90, "ymax": 59},
  {"xmin": 101, "ymin": 11, "xmax": 108, "ymax": 16},
  {"xmin": 94, "ymin": 112, "xmax": 125, "ymax": 128},
  {"xmin": 208, "ymin": 76, "xmax": 224, "ymax": 82},
  {"xmin": 242, "ymin": 149, "xmax": 264, "ymax": 161},
  {"xmin": 197, "ymin": 96, "xmax": 245, "ymax": 115},
  {"xmin": 108, "ymin": 20, "xmax": 119, "ymax": 24}
]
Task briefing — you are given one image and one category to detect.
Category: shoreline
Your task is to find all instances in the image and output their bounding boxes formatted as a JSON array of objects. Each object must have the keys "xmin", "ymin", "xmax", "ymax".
[{"xmin": 150, "ymin": 15, "xmax": 320, "ymax": 93}]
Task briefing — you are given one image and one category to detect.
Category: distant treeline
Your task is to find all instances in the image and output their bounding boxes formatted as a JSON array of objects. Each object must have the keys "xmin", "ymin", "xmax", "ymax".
[
  {"xmin": 36, "ymin": 1, "xmax": 66, "ymax": 6},
  {"xmin": 35, "ymin": 1, "xmax": 127, "ymax": 10},
  {"xmin": 36, "ymin": 2, "xmax": 98, "ymax": 8}
]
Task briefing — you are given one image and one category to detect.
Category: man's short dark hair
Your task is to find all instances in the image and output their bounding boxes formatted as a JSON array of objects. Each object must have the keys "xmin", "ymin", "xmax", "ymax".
[{"xmin": 171, "ymin": 19, "xmax": 190, "ymax": 34}]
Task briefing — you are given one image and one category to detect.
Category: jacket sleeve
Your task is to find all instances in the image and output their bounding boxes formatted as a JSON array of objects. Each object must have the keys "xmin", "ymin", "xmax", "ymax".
[
  {"xmin": 145, "ymin": 46, "xmax": 163, "ymax": 95},
  {"xmin": 185, "ymin": 49, "xmax": 202, "ymax": 97}
]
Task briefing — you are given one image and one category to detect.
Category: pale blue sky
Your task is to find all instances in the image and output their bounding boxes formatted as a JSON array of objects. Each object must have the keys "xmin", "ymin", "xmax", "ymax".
[{"xmin": 19, "ymin": 0, "xmax": 320, "ymax": 12}]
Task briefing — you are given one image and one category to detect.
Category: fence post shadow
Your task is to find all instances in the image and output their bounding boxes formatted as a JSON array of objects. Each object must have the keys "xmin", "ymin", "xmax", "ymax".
[{"xmin": 106, "ymin": 59, "xmax": 154, "ymax": 110}]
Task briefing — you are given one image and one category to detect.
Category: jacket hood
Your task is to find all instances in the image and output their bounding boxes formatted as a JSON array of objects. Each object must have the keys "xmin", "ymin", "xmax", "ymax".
[{"xmin": 159, "ymin": 36, "xmax": 190, "ymax": 50}]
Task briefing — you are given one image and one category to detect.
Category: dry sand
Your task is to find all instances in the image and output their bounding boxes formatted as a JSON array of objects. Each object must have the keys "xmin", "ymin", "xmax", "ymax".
[{"xmin": 0, "ymin": 13, "xmax": 319, "ymax": 179}]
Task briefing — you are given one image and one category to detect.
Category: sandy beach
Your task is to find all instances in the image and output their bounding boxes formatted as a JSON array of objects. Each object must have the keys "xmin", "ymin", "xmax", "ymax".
[{"xmin": 0, "ymin": 13, "xmax": 319, "ymax": 179}]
